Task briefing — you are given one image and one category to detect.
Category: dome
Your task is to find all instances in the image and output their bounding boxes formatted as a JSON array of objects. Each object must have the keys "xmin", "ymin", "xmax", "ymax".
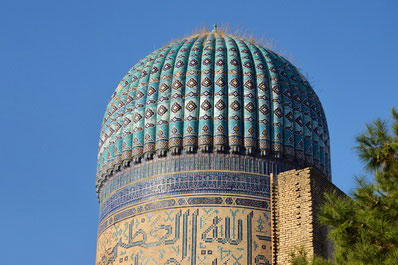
[{"xmin": 96, "ymin": 30, "xmax": 330, "ymax": 192}]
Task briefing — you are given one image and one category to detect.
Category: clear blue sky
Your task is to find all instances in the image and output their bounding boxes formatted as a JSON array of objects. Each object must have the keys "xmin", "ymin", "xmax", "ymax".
[{"xmin": 1, "ymin": 0, "xmax": 397, "ymax": 264}]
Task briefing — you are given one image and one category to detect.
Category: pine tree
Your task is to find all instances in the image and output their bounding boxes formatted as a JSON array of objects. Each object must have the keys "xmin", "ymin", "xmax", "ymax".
[
  {"xmin": 291, "ymin": 108, "xmax": 398, "ymax": 265},
  {"xmin": 289, "ymin": 247, "xmax": 334, "ymax": 265}
]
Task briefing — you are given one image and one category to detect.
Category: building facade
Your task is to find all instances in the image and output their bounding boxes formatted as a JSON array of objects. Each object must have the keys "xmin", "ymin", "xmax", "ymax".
[{"xmin": 95, "ymin": 29, "xmax": 338, "ymax": 265}]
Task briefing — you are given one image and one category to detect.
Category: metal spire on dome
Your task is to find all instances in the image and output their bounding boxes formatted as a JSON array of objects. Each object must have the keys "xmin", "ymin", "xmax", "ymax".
[{"xmin": 212, "ymin": 24, "xmax": 218, "ymax": 32}]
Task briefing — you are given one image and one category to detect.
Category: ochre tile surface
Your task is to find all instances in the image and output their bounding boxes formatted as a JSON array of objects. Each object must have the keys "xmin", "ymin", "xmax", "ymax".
[{"xmin": 96, "ymin": 196, "xmax": 271, "ymax": 265}]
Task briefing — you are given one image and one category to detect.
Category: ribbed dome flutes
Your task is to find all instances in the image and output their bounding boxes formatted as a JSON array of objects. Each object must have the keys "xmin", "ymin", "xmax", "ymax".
[{"xmin": 97, "ymin": 31, "xmax": 330, "ymax": 191}]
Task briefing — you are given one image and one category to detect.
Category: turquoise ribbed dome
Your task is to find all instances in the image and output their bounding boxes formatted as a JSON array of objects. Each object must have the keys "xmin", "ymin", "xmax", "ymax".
[{"xmin": 97, "ymin": 31, "xmax": 330, "ymax": 189}]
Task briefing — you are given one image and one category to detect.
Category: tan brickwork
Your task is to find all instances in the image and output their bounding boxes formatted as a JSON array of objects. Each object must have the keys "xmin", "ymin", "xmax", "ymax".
[
  {"xmin": 273, "ymin": 167, "xmax": 344, "ymax": 264},
  {"xmin": 270, "ymin": 173, "xmax": 279, "ymax": 265}
]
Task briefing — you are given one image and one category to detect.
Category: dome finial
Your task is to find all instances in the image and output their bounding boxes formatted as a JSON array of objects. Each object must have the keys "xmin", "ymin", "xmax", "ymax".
[{"xmin": 212, "ymin": 24, "xmax": 218, "ymax": 32}]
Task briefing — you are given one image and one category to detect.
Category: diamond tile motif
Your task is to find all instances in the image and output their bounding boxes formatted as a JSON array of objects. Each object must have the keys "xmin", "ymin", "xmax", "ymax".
[
  {"xmin": 187, "ymin": 78, "xmax": 198, "ymax": 88},
  {"xmin": 123, "ymin": 117, "xmax": 131, "ymax": 126},
  {"xmin": 256, "ymin": 63, "xmax": 265, "ymax": 70},
  {"xmin": 172, "ymin": 80, "xmax": 183, "ymax": 90},
  {"xmin": 163, "ymin": 63, "xmax": 171, "ymax": 70},
  {"xmin": 136, "ymin": 90, "xmax": 144, "ymax": 100},
  {"xmin": 293, "ymin": 94, "xmax": 301, "ymax": 104},
  {"xmin": 203, "ymin": 58, "xmax": 211, "ymax": 65},
  {"xmin": 133, "ymin": 113, "xmax": 142, "ymax": 123},
  {"xmin": 215, "ymin": 99, "xmax": 226, "ymax": 111},
  {"xmin": 229, "ymin": 78, "xmax": 240, "ymax": 88},
  {"xmin": 244, "ymin": 80, "xmax": 254, "ymax": 90},
  {"xmin": 201, "ymin": 77, "xmax": 212, "ymax": 87},
  {"xmin": 216, "ymin": 59, "xmax": 225, "ymax": 66},
  {"xmin": 185, "ymin": 100, "xmax": 197, "ymax": 112},
  {"xmin": 186, "ymin": 91, "xmax": 198, "ymax": 97},
  {"xmin": 175, "ymin": 60, "xmax": 184, "ymax": 68},
  {"xmin": 296, "ymin": 116, "xmax": 304, "ymax": 126},
  {"xmin": 145, "ymin": 109, "xmax": 154, "ymax": 119},
  {"xmin": 283, "ymin": 90, "xmax": 292, "ymax": 98},
  {"xmin": 185, "ymin": 115, "xmax": 196, "ymax": 121},
  {"xmin": 201, "ymin": 100, "xmax": 211, "ymax": 111},
  {"xmin": 215, "ymin": 77, "xmax": 226, "ymax": 87},
  {"xmin": 157, "ymin": 105, "xmax": 168, "ymax": 116},
  {"xmin": 286, "ymin": 111, "xmax": 294, "ymax": 122},
  {"xmin": 272, "ymin": 85, "xmax": 281, "ymax": 95},
  {"xmin": 243, "ymin": 61, "xmax": 252, "ymax": 68},
  {"xmin": 216, "ymin": 114, "xmax": 225, "ymax": 120},
  {"xmin": 230, "ymin": 100, "xmax": 241, "ymax": 111},
  {"xmin": 158, "ymin": 96, "xmax": 168, "ymax": 102},
  {"xmin": 245, "ymin": 102, "xmax": 255, "ymax": 113},
  {"xmin": 189, "ymin": 59, "xmax": 198, "ymax": 66},
  {"xmin": 171, "ymin": 102, "xmax": 182, "ymax": 113},
  {"xmin": 147, "ymin": 86, "xmax": 156, "ymax": 96},
  {"xmin": 201, "ymin": 91, "xmax": 211, "ymax": 96},
  {"xmin": 259, "ymin": 104, "xmax": 270, "ymax": 115},
  {"xmin": 200, "ymin": 114, "xmax": 211, "ymax": 120},
  {"xmin": 274, "ymin": 107, "xmax": 283, "ymax": 118},
  {"xmin": 159, "ymin": 83, "xmax": 169, "ymax": 92},
  {"xmin": 258, "ymin": 82, "xmax": 267, "ymax": 91},
  {"xmin": 151, "ymin": 66, "xmax": 159, "ymax": 74}
]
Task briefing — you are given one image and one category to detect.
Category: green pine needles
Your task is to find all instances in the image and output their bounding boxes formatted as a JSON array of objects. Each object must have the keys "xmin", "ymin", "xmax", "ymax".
[{"xmin": 291, "ymin": 107, "xmax": 398, "ymax": 265}]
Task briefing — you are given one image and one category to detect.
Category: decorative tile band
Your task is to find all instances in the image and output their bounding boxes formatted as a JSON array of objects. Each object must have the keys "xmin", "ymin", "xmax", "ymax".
[
  {"xmin": 99, "ymin": 171, "xmax": 271, "ymax": 221},
  {"xmin": 98, "ymin": 154, "xmax": 289, "ymax": 201},
  {"xmin": 98, "ymin": 194, "xmax": 270, "ymax": 236}
]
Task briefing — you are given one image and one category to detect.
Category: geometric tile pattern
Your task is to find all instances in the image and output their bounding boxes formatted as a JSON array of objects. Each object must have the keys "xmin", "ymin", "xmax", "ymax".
[
  {"xmin": 99, "ymin": 171, "xmax": 271, "ymax": 221},
  {"xmin": 95, "ymin": 156, "xmax": 274, "ymax": 264},
  {"xmin": 97, "ymin": 31, "xmax": 330, "ymax": 191},
  {"xmin": 98, "ymin": 194, "xmax": 271, "ymax": 235},
  {"xmin": 97, "ymin": 154, "xmax": 291, "ymax": 201},
  {"xmin": 96, "ymin": 197, "xmax": 272, "ymax": 265},
  {"xmin": 96, "ymin": 159, "xmax": 273, "ymax": 265}
]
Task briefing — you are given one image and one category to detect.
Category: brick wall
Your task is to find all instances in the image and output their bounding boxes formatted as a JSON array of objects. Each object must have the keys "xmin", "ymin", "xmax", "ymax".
[{"xmin": 273, "ymin": 167, "xmax": 344, "ymax": 264}]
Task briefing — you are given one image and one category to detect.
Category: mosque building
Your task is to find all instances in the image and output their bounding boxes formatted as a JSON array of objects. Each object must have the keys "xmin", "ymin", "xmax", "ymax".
[{"xmin": 95, "ymin": 26, "xmax": 342, "ymax": 265}]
